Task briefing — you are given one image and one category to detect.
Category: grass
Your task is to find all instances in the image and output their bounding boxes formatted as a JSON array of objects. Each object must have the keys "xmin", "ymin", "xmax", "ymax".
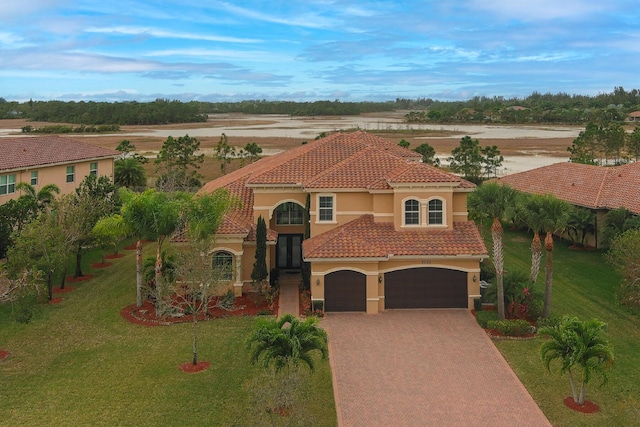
[
  {"xmin": 494, "ymin": 229, "xmax": 640, "ymax": 426},
  {"xmin": 0, "ymin": 244, "xmax": 336, "ymax": 426}
]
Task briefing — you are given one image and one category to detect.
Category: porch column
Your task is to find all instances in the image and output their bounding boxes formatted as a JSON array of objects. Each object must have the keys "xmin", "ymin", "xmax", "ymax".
[
  {"xmin": 234, "ymin": 254, "xmax": 243, "ymax": 296},
  {"xmin": 366, "ymin": 273, "xmax": 379, "ymax": 314}
]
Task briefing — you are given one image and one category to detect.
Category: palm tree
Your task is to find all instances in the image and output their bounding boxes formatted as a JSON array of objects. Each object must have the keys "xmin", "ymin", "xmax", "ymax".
[
  {"xmin": 540, "ymin": 316, "xmax": 614, "ymax": 405},
  {"xmin": 114, "ymin": 157, "xmax": 147, "ymax": 188},
  {"xmin": 516, "ymin": 193, "xmax": 547, "ymax": 284},
  {"xmin": 247, "ymin": 314, "xmax": 328, "ymax": 372},
  {"xmin": 468, "ymin": 182, "xmax": 517, "ymax": 320},
  {"xmin": 539, "ymin": 194, "xmax": 571, "ymax": 318},
  {"xmin": 16, "ymin": 182, "xmax": 60, "ymax": 211}
]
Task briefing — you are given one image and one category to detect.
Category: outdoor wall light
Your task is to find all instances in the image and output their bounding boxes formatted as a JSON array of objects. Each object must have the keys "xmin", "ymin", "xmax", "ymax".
[
  {"xmin": 316, "ymin": 278, "xmax": 320, "ymax": 286},
  {"xmin": 472, "ymin": 275, "xmax": 478, "ymax": 282},
  {"xmin": 378, "ymin": 275, "xmax": 383, "ymax": 283}
]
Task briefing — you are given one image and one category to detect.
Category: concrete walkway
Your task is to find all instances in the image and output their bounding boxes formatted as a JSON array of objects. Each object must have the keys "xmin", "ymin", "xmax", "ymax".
[
  {"xmin": 322, "ymin": 310, "xmax": 551, "ymax": 427},
  {"xmin": 277, "ymin": 273, "xmax": 300, "ymax": 317}
]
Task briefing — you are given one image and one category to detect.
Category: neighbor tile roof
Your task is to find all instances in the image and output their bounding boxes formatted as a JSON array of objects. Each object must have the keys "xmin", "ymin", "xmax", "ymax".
[
  {"xmin": 198, "ymin": 131, "xmax": 475, "ymax": 241},
  {"xmin": 303, "ymin": 215, "xmax": 487, "ymax": 259},
  {"xmin": 0, "ymin": 136, "xmax": 119, "ymax": 171},
  {"xmin": 498, "ymin": 161, "xmax": 640, "ymax": 215}
]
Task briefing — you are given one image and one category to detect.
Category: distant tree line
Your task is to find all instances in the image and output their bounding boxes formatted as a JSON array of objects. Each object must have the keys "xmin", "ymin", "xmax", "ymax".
[{"xmin": 3, "ymin": 87, "xmax": 640, "ymax": 125}]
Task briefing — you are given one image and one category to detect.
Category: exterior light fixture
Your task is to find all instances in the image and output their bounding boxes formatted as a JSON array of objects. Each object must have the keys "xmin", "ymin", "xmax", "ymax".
[
  {"xmin": 473, "ymin": 275, "xmax": 478, "ymax": 282},
  {"xmin": 316, "ymin": 278, "xmax": 320, "ymax": 286},
  {"xmin": 378, "ymin": 275, "xmax": 383, "ymax": 283}
]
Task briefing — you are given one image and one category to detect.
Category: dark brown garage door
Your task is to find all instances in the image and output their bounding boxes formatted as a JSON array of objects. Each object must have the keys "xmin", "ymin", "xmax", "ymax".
[
  {"xmin": 325, "ymin": 270, "xmax": 366, "ymax": 312},
  {"xmin": 385, "ymin": 268, "xmax": 467, "ymax": 309}
]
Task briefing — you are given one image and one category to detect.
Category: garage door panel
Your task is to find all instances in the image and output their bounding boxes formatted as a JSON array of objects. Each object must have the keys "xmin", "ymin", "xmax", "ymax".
[
  {"xmin": 325, "ymin": 271, "xmax": 366, "ymax": 312},
  {"xmin": 385, "ymin": 268, "xmax": 467, "ymax": 309}
]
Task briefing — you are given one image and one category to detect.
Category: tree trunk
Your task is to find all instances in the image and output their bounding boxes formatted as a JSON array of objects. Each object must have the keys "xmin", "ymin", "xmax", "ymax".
[
  {"xmin": 75, "ymin": 244, "xmax": 83, "ymax": 278},
  {"xmin": 155, "ymin": 238, "xmax": 164, "ymax": 316},
  {"xmin": 491, "ymin": 218, "xmax": 506, "ymax": 320},
  {"xmin": 578, "ymin": 382, "xmax": 586, "ymax": 405},
  {"xmin": 47, "ymin": 271, "xmax": 53, "ymax": 301},
  {"xmin": 530, "ymin": 232, "xmax": 542, "ymax": 284},
  {"xmin": 192, "ymin": 316, "xmax": 198, "ymax": 365},
  {"xmin": 136, "ymin": 239, "xmax": 143, "ymax": 307},
  {"xmin": 60, "ymin": 266, "xmax": 67, "ymax": 290},
  {"xmin": 543, "ymin": 233, "xmax": 554, "ymax": 318},
  {"xmin": 568, "ymin": 369, "xmax": 579, "ymax": 404}
]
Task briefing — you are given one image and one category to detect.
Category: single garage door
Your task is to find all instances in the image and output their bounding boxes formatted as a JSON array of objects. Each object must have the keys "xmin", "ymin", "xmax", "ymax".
[
  {"xmin": 385, "ymin": 268, "xmax": 467, "ymax": 309},
  {"xmin": 325, "ymin": 270, "xmax": 366, "ymax": 312}
]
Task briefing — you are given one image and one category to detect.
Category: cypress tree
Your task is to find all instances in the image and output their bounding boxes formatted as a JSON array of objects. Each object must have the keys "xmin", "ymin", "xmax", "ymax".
[{"xmin": 251, "ymin": 215, "xmax": 268, "ymax": 283}]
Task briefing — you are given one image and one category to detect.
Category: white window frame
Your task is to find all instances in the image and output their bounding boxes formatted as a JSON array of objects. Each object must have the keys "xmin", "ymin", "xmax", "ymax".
[
  {"xmin": 30, "ymin": 171, "xmax": 38, "ymax": 186},
  {"xmin": 317, "ymin": 194, "xmax": 336, "ymax": 223},
  {"xmin": 66, "ymin": 165, "xmax": 75, "ymax": 183},
  {"xmin": 212, "ymin": 251, "xmax": 234, "ymax": 281},
  {"xmin": 403, "ymin": 198, "xmax": 420, "ymax": 226},
  {"xmin": 427, "ymin": 197, "xmax": 445, "ymax": 226},
  {"xmin": 0, "ymin": 174, "xmax": 16, "ymax": 195},
  {"xmin": 90, "ymin": 162, "xmax": 98, "ymax": 176}
]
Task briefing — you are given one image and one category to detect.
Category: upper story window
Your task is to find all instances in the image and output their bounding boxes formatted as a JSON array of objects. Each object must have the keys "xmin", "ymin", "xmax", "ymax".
[
  {"xmin": 318, "ymin": 195, "xmax": 334, "ymax": 222},
  {"xmin": 0, "ymin": 174, "xmax": 16, "ymax": 195},
  {"xmin": 90, "ymin": 162, "xmax": 98, "ymax": 176},
  {"xmin": 428, "ymin": 199, "xmax": 444, "ymax": 225},
  {"xmin": 66, "ymin": 165, "xmax": 75, "ymax": 183},
  {"xmin": 212, "ymin": 251, "xmax": 233, "ymax": 281},
  {"xmin": 276, "ymin": 202, "xmax": 304, "ymax": 225},
  {"xmin": 404, "ymin": 199, "xmax": 420, "ymax": 225},
  {"xmin": 30, "ymin": 171, "xmax": 38, "ymax": 186}
]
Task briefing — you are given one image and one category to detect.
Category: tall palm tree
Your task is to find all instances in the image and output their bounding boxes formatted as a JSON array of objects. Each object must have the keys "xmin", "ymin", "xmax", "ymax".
[
  {"xmin": 516, "ymin": 193, "xmax": 547, "ymax": 284},
  {"xmin": 539, "ymin": 194, "xmax": 571, "ymax": 318},
  {"xmin": 247, "ymin": 314, "xmax": 328, "ymax": 372},
  {"xmin": 16, "ymin": 182, "xmax": 60, "ymax": 211},
  {"xmin": 540, "ymin": 316, "xmax": 614, "ymax": 405},
  {"xmin": 114, "ymin": 157, "xmax": 147, "ymax": 188},
  {"xmin": 468, "ymin": 182, "xmax": 517, "ymax": 320}
]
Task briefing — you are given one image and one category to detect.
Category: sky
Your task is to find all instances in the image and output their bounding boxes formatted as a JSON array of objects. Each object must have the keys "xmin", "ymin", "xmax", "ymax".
[{"xmin": 1, "ymin": 1, "xmax": 639, "ymax": 103}]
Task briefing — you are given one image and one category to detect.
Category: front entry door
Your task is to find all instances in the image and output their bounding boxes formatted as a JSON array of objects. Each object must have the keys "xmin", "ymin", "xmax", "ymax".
[{"xmin": 277, "ymin": 234, "xmax": 302, "ymax": 269}]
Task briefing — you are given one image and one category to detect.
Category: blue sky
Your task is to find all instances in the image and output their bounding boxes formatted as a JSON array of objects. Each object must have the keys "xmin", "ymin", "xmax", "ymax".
[{"xmin": 1, "ymin": 1, "xmax": 639, "ymax": 102}]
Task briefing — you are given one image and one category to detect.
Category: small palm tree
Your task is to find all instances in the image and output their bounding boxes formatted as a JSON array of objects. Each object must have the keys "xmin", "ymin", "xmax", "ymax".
[
  {"xmin": 16, "ymin": 182, "xmax": 60, "ymax": 211},
  {"xmin": 114, "ymin": 157, "xmax": 147, "ymax": 188},
  {"xmin": 247, "ymin": 314, "xmax": 328, "ymax": 372},
  {"xmin": 516, "ymin": 193, "xmax": 546, "ymax": 284},
  {"xmin": 540, "ymin": 316, "xmax": 614, "ymax": 405}
]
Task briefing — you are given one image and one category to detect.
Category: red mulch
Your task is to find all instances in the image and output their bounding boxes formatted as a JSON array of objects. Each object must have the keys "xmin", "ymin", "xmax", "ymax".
[
  {"xmin": 564, "ymin": 397, "xmax": 599, "ymax": 413},
  {"xmin": 105, "ymin": 253, "xmax": 125, "ymax": 259},
  {"xmin": 179, "ymin": 361, "xmax": 211, "ymax": 373},
  {"xmin": 49, "ymin": 298, "xmax": 63, "ymax": 304},
  {"xmin": 120, "ymin": 293, "xmax": 275, "ymax": 326},
  {"xmin": 52, "ymin": 286, "xmax": 75, "ymax": 294},
  {"xmin": 123, "ymin": 245, "xmax": 137, "ymax": 250},
  {"xmin": 471, "ymin": 310, "xmax": 537, "ymax": 339},
  {"xmin": 65, "ymin": 275, "xmax": 94, "ymax": 283},
  {"xmin": 91, "ymin": 262, "xmax": 112, "ymax": 268},
  {"xmin": 0, "ymin": 350, "xmax": 9, "ymax": 361}
]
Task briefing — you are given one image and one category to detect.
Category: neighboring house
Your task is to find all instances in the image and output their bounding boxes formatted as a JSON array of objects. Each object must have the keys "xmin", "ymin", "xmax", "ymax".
[
  {"xmin": 626, "ymin": 111, "xmax": 640, "ymax": 122},
  {"xmin": 498, "ymin": 161, "xmax": 640, "ymax": 247},
  {"xmin": 0, "ymin": 136, "xmax": 119, "ymax": 201},
  {"xmin": 198, "ymin": 131, "xmax": 488, "ymax": 314}
]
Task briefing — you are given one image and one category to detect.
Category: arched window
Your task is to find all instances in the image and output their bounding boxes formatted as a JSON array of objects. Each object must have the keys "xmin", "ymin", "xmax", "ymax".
[
  {"xmin": 276, "ymin": 202, "xmax": 304, "ymax": 225},
  {"xmin": 428, "ymin": 199, "xmax": 444, "ymax": 225},
  {"xmin": 212, "ymin": 251, "xmax": 233, "ymax": 281},
  {"xmin": 404, "ymin": 199, "xmax": 420, "ymax": 225}
]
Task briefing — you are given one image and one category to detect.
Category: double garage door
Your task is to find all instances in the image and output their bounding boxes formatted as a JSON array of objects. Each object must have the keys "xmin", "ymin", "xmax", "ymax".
[{"xmin": 324, "ymin": 268, "xmax": 467, "ymax": 312}]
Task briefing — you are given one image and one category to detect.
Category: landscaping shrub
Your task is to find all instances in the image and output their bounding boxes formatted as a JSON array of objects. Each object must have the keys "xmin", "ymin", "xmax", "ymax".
[
  {"xmin": 486, "ymin": 319, "xmax": 533, "ymax": 336},
  {"xmin": 475, "ymin": 310, "xmax": 498, "ymax": 328},
  {"xmin": 14, "ymin": 305, "xmax": 33, "ymax": 324},
  {"xmin": 536, "ymin": 315, "xmax": 561, "ymax": 330}
]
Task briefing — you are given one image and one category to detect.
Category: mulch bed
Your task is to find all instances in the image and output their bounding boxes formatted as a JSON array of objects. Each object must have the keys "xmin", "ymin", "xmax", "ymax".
[
  {"xmin": 49, "ymin": 298, "xmax": 64, "ymax": 304},
  {"xmin": 65, "ymin": 275, "xmax": 94, "ymax": 283},
  {"xmin": 91, "ymin": 262, "xmax": 112, "ymax": 268},
  {"xmin": 179, "ymin": 361, "xmax": 211, "ymax": 373},
  {"xmin": 52, "ymin": 286, "xmax": 75, "ymax": 294},
  {"xmin": 0, "ymin": 350, "xmax": 9, "ymax": 361},
  {"xmin": 121, "ymin": 294, "xmax": 275, "ymax": 326},
  {"xmin": 564, "ymin": 397, "xmax": 599, "ymax": 413},
  {"xmin": 105, "ymin": 253, "xmax": 125, "ymax": 259},
  {"xmin": 123, "ymin": 245, "xmax": 137, "ymax": 250}
]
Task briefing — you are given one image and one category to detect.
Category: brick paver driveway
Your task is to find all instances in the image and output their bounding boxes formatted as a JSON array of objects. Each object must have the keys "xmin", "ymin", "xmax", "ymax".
[{"xmin": 322, "ymin": 310, "xmax": 550, "ymax": 427}]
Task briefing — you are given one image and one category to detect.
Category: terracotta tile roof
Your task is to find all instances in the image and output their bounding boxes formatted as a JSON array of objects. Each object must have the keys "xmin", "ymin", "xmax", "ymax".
[
  {"xmin": 0, "ymin": 136, "xmax": 119, "ymax": 171},
  {"xmin": 198, "ymin": 130, "xmax": 473, "ymax": 239},
  {"xmin": 303, "ymin": 215, "xmax": 487, "ymax": 259},
  {"xmin": 498, "ymin": 161, "xmax": 640, "ymax": 215}
]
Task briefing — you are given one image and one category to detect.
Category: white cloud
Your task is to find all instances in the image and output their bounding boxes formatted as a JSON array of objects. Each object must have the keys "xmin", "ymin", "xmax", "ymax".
[
  {"xmin": 85, "ymin": 26, "xmax": 261, "ymax": 44},
  {"xmin": 467, "ymin": 0, "xmax": 609, "ymax": 21}
]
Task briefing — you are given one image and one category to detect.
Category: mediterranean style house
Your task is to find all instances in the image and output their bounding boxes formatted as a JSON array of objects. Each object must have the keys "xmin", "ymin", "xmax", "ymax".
[
  {"xmin": 199, "ymin": 131, "xmax": 487, "ymax": 314},
  {"xmin": 0, "ymin": 136, "xmax": 118, "ymax": 201},
  {"xmin": 498, "ymin": 161, "xmax": 640, "ymax": 248}
]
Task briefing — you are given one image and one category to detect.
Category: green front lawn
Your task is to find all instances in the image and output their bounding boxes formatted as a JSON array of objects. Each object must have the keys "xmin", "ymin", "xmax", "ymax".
[
  {"xmin": 0, "ymin": 245, "xmax": 336, "ymax": 426},
  {"xmin": 495, "ymin": 230, "xmax": 640, "ymax": 426}
]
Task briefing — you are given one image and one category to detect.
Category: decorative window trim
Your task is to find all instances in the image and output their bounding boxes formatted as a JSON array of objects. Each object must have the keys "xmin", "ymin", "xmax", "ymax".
[
  {"xmin": 66, "ymin": 165, "xmax": 75, "ymax": 183},
  {"xmin": 403, "ymin": 198, "xmax": 420, "ymax": 226},
  {"xmin": 316, "ymin": 194, "xmax": 336, "ymax": 223},
  {"xmin": 0, "ymin": 174, "xmax": 16, "ymax": 195},
  {"xmin": 427, "ymin": 197, "xmax": 446, "ymax": 226},
  {"xmin": 275, "ymin": 201, "xmax": 305, "ymax": 225},
  {"xmin": 212, "ymin": 251, "xmax": 234, "ymax": 281}
]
